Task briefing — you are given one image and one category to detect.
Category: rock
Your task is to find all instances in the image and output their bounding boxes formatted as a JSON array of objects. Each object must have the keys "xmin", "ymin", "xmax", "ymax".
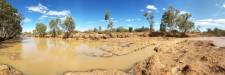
[
  {"xmin": 0, "ymin": 64, "xmax": 22, "ymax": 75},
  {"xmin": 154, "ymin": 47, "xmax": 160, "ymax": 52}
]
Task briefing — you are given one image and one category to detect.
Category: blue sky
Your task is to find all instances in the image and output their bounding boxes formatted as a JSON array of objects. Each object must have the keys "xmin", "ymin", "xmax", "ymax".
[{"xmin": 7, "ymin": 0, "xmax": 225, "ymax": 32}]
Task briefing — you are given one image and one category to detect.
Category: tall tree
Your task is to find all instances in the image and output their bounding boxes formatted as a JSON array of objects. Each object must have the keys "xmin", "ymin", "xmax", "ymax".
[
  {"xmin": 34, "ymin": 23, "xmax": 47, "ymax": 37},
  {"xmin": 129, "ymin": 27, "xmax": 133, "ymax": 32},
  {"xmin": 99, "ymin": 25, "xmax": 102, "ymax": 32},
  {"xmin": 162, "ymin": 6, "xmax": 180, "ymax": 32},
  {"xmin": 0, "ymin": 0, "xmax": 22, "ymax": 41},
  {"xmin": 104, "ymin": 10, "xmax": 113, "ymax": 32},
  {"xmin": 144, "ymin": 12, "xmax": 154, "ymax": 33},
  {"xmin": 62, "ymin": 16, "xmax": 75, "ymax": 38},
  {"xmin": 176, "ymin": 13, "xmax": 195, "ymax": 35},
  {"xmin": 49, "ymin": 18, "xmax": 60, "ymax": 37},
  {"xmin": 160, "ymin": 13, "xmax": 167, "ymax": 33}
]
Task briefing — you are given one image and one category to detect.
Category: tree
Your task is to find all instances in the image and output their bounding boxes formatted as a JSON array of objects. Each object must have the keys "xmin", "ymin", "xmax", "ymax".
[
  {"xmin": 162, "ymin": 6, "xmax": 180, "ymax": 32},
  {"xmin": 144, "ymin": 12, "xmax": 154, "ymax": 33},
  {"xmin": 104, "ymin": 10, "xmax": 113, "ymax": 32},
  {"xmin": 116, "ymin": 26, "xmax": 128, "ymax": 32},
  {"xmin": 99, "ymin": 25, "xmax": 102, "ymax": 32},
  {"xmin": 61, "ymin": 16, "xmax": 75, "ymax": 38},
  {"xmin": 0, "ymin": 0, "xmax": 22, "ymax": 41},
  {"xmin": 129, "ymin": 27, "xmax": 133, "ymax": 32},
  {"xmin": 49, "ymin": 18, "xmax": 60, "ymax": 37},
  {"xmin": 94, "ymin": 27, "xmax": 98, "ymax": 32},
  {"xmin": 160, "ymin": 14, "xmax": 167, "ymax": 33},
  {"xmin": 176, "ymin": 13, "xmax": 195, "ymax": 35},
  {"xmin": 34, "ymin": 23, "xmax": 47, "ymax": 37}
]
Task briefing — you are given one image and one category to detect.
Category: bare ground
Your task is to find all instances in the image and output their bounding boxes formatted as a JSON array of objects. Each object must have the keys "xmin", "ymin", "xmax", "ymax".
[{"xmin": 130, "ymin": 40, "xmax": 225, "ymax": 75}]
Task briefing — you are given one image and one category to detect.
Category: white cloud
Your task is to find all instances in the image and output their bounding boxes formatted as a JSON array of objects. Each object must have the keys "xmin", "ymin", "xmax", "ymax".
[
  {"xmin": 126, "ymin": 18, "xmax": 141, "ymax": 22},
  {"xmin": 23, "ymin": 18, "xmax": 31, "ymax": 23},
  {"xmin": 146, "ymin": 5, "xmax": 157, "ymax": 10},
  {"xmin": 27, "ymin": 3, "xmax": 71, "ymax": 20},
  {"xmin": 223, "ymin": 4, "xmax": 225, "ymax": 8},
  {"xmin": 195, "ymin": 18, "xmax": 225, "ymax": 26},
  {"xmin": 126, "ymin": 19, "xmax": 134, "ymax": 22},
  {"xmin": 162, "ymin": 8, "xmax": 166, "ymax": 11},
  {"xmin": 180, "ymin": 10, "xmax": 189, "ymax": 14},
  {"xmin": 46, "ymin": 10, "xmax": 71, "ymax": 17},
  {"xmin": 39, "ymin": 15, "xmax": 48, "ymax": 20},
  {"xmin": 27, "ymin": 3, "xmax": 48, "ymax": 14}
]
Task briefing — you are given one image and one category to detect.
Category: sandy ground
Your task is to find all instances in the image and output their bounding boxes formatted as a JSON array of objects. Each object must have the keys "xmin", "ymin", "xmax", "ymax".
[{"xmin": 85, "ymin": 37, "xmax": 183, "ymax": 57}]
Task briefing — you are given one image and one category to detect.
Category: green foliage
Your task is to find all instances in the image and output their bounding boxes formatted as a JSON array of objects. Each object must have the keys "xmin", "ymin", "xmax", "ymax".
[
  {"xmin": 99, "ymin": 25, "xmax": 102, "ymax": 32},
  {"xmin": 161, "ymin": 6, "xmax": 180, "ymax": 32},
  {"xmin": 159, "ymin": 6, "xmax": 195, "ymax": 36},
  {"xmin": 62, "ymin": 16, "xmax": 75, "ymax": 38},
  {"xmin": 49, "ymin": 18, "xmax": 60, "ymax": 37},
  {"xmin": 104, "ymin": 10, "xmax": 110, "ymax": 21},
  {"xmin": 116, "ymin": 26, "xmax": 128, "ymax": 32},
  {"xmin": 104, "ymin": 10, "xmax": 113, "ymax": 32},
  {"xmin": 207, "ymin": 28, "xmax": 225, "ymax": 36},
  {"xmin": 94, "ymin": 28, "xmax": 98, "ymax": 32},
  {"xmin": 134, "ymin": 26, "xmax": 149, "ymax": 32},
  {"xmin": 0, "ymin": 0, "xmax": 22, "ymax": 41},
  {"xmin": 129, "ymin": 27, "xmax": 133, "ymax": 32},
  {"xmin": 176, "ymin": 13, "xmax": 195, "ymax": 34},
  {"xmin": 34, "ymin": 23, "xmax": 47, "ymax": 37},
  {"xmin": 160, "ymin": 13, "xmax": 167, "ymax": 32}
]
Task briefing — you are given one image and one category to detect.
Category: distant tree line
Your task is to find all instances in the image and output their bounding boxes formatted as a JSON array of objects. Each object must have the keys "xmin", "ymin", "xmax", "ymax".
[
  {"xmin": 206, "ymin": 28, "xmax": 225, "ymax": 36},
  {"xmin": 0, "ymin": 0, "xmax": 22, "ymax": 41},
  {"xmin": 0, "ymin": 0, "xmax": 209, "ymax": 41},
  {"xmin": 33, "ymin": 16, "xmax": 75, "ymax": 38}
]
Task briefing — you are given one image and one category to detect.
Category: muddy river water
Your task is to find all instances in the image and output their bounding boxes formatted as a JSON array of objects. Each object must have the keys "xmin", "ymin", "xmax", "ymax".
[{"xmin": 0, "ymin": 37, "xmax": 155, "ymax": 75}]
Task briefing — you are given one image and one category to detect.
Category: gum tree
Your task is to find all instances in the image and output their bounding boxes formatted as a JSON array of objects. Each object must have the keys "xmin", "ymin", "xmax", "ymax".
[
  {"xmin": 0, "ymin": 0, "xmax": 22, "ymax": 41},
  {"xmin": 61, "ymin": 16, "xmax": 75, "ymax": 38},
  {"xmin": 144, "ymin": 12, "xmax": 154, "ymax": 33},
  {"xmin": 104, "ymin": 10, "xmax": 113, "ymax": 32},
  {"xmin": 34, "ymin": 23, "xmax": 47, "ymax": 37},
  {"xmin": 49, "ymin": 18, "xmax": 60, "ymax": 37},
  {"xmin": 176, "ymin": 13, "xmax": 195, "ymax": 35}
]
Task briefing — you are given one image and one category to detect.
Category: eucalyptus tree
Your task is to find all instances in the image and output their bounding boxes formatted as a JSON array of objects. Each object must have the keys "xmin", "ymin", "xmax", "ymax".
[
  {"xmin": 61, "ymin": 16, "xmax": 75, "ymax": 38},
  {"xmin": 161, "ymin": 6, "xmax": 180, "ymax": 32},
  {"xmin": 176, "ymin": 13, "xmax": 195, "ymax": 35},
  {"xmin": 144, "ymin": 12, "xmax": 154, "ymax": 33},
  {"xmin": 160, "ymin": 14, "xmax": 167, "ymax": 33},
  {"xmin": 49, "ymin": 18, "xmax": 60, "ymax": 37},
  {"xmin": 104, "ymin": 10, "xmax": 113, "ymax": 32},
  {"xmin": 0, "ymin": 0, "xmax": 22, "ymax": 41},
  {"xmin": 99, "ymin": 25, "xmax": 102, "ymax": 32},
  {"xmin": 34, "ymin": 23, "xmax": 47, "ymax": 37}
]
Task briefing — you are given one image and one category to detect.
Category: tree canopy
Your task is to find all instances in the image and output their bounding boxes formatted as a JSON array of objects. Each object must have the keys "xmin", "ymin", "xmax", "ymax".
[{"xmin": 0, "ymin": 0, "xmax": 22, "ymax": 41}]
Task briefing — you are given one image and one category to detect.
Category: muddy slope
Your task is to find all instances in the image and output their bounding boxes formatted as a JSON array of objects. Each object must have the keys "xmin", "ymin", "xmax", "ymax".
[{"xmin": 130, "ymin": 40, "xmax": 225, "ymax": 75}]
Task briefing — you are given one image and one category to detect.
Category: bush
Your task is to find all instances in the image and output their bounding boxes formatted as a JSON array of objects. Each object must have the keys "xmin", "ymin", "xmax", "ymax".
[
  {"xmin": 134, "ymin": 26, "xmax": 149, "ymax": 32},
  {"xmin": 116, "ymin": 26, "xmax": 128, "ymax": 32}
]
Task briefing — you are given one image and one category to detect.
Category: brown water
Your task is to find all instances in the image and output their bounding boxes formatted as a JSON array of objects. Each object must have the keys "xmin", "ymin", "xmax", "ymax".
[{"xmin": 0, "ymin": 37, "xmax": 155, "ymax": 75}]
